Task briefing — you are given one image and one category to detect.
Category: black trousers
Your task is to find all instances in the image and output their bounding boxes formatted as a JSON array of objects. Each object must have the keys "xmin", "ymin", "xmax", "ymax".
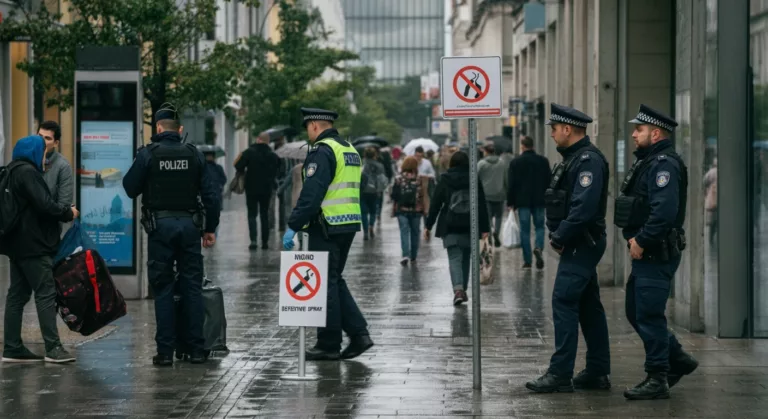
[{"xmin": 246, "ymin": 192, "xmax": 271, "ymax": 245}]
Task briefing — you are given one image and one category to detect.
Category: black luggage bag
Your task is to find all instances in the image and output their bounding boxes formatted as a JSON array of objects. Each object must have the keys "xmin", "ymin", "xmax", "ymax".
[{"xmin": 174, "ymin": 278, "xmax": 228, "ymax": 358}]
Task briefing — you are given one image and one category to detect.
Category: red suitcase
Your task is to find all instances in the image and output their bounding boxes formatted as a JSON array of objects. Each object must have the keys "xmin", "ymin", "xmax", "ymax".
[{"xmin": 53, "ymin": 249, "xmax": 127, "ymax": 336}]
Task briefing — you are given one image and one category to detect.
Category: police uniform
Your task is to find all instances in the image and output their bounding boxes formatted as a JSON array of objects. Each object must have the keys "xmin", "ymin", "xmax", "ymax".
[
  {"xmin": 123, "ymin": 107, "xmax": 220, "ymax": 366},
  {"xmin": 616, "ymin": 104, "xmax": 698, "ymax": 400},
  {"xmin": 526, "ymin": 103, "xmax": 611, "ymax": 393},
  {"xmin": 283, "ymin": 108, "xmax": 373, "ymax": 361}
]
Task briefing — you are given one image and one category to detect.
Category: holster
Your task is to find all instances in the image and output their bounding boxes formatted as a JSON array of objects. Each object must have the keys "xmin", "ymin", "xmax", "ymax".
[
  {"xmin": 140, "ymin": 207, "xmax": 157, "ymax": 234},
  {"xmin": 544, "ymin": 188, "xmax": 568, "ymax": 222}
]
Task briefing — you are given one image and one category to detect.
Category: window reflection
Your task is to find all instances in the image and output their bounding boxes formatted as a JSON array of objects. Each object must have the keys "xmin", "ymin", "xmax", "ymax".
[
  {"xmin": 704, "ymin": 0, "xmax": 719, "ymax": 335},
  {"xmin": 752, "ymin": 0, "xmax": 768, "ymax": 336}
]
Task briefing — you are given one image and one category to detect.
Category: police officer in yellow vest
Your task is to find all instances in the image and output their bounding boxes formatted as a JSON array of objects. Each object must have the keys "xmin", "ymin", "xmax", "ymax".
[{"xmin": 283, "ymin": 108, "xmax": 374, "ymax": 361}]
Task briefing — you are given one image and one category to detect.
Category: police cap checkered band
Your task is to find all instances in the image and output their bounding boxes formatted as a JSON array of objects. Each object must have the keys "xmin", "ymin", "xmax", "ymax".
[
  {"xmin": 635, "ymin": 112, "xmax": 674, "ymax": 131},
  {"xmin": 303, "ymin": 114, "xmax": 336, "ymax": 122},
  {"xmin": 549, "ymin": 113, "xmax": 588, "ymax": 128}
]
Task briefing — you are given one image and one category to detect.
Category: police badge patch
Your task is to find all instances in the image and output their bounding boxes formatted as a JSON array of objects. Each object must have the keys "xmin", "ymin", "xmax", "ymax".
[
  {"xmin": 579, "ymin": 171, "xmax": 593, "ymax": 187},
  {"xmin": 306, "ymin": 163, "xmax": 318, "ymax": 177},
  {"xmin": 656, "ymin": 171, "xmax": 670, "ymax": 187}
]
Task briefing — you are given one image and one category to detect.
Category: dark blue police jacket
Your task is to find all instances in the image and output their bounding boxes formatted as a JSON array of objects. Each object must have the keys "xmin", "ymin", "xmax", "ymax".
[
  {"xmin": 287, "ymin": 128, "xmax": 361, "ymax": 235},
  {"xmin": 547, "ymin": 136, "xmax": 608, "ymax": 247},
  {"xmin": 621, "ymin": 138, "xmax": 683, "ymax": 249},
  {"xmin": 123, "ymin": 131, "xmax": 221, "ymax": 233}
]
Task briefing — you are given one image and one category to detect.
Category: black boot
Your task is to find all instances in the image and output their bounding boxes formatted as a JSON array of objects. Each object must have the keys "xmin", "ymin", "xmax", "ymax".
[
  {"xmin": 668, "ymin": 351, "xmax": 699, "ymax": 388},
  {"xmin": 306, "ymin": 346, "xmax": 341, "ymax": 361},
  {"xmin": 341, "ymin": 335, "xmax": 374, "ymax": 360},
  {"xmin": 189, "ymin": 350, "xmax": 209, "ymax": 364},
  {"xmin": 152, "ymin": 354, "xmax": 173, "ymax": 366},
  {"xmin": 624, "ymin": 373, "xmax": 670, "ymax": 400},
  {"xmin": 525, "ymin": 371, "xmax": 574, "ymax": 393},
  {"xmin": 573, "ymin": 369, "xmax": 611, "ymax": 390}
]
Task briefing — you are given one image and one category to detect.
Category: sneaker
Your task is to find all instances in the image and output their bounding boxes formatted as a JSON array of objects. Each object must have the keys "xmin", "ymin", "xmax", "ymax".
[
  {"xmin": 369, "ymin": 228, "xmax": 375, "ymax": 239},
  {"xmin": 44, "ymin": 346, "xmax": 76, "ymax": 364},
  {"xmin": 2, "ymin": 346, "xmax": 44, "ymax": 363},
  {"xmin": 400, "ymin": 257, "xmax": 409, "ymax": 267},
  {"xmin": 522, "ymin": 263, "xmax": 532, "ymax": 270},
  {"xmin": 460, "ymin": 290, "xmax": 468, "ymax": 302},
  {"xmin": 453, "ymin": 291, "xmax": 464, "ymax": 306},
  {"xmin": 533, "ymin": 248, "xmax": 545, "ymax": 269},
  {"xmin": 525, "ymin": 371, "xmax": 574, "ymax": 393}
]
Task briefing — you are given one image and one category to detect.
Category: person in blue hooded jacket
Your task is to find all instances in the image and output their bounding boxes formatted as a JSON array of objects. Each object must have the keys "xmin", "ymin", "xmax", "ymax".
[{"xmin": 1, "ymin": 135, "xmax": 79, "ymax": 364}]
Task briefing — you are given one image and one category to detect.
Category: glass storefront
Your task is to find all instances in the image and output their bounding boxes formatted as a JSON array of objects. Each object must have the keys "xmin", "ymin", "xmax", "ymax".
[{"xmin": 704, "ymin": 0, "xmax": 720, "ymax": 335}]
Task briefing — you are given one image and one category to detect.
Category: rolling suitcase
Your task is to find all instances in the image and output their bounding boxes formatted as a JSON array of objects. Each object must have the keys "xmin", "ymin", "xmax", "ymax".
[
  {"xmin": 175, "ymin": 278, "xmax": 228, "ymax": 358},
  {"xmin": 54, "ymin": 249, "xmax": 127, "ymax": 336}
]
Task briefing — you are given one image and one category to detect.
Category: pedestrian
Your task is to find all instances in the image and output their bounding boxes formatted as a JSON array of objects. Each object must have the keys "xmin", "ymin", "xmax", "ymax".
[
  {"xmin": 39, "ymin": 121, "xmax": 74, "ymax": 215},
  {"xmin": 525, "ymin": 103, "xmax": 611, "ymax": 393},
  {"xmin": 273, "ymin": 135, "xmax": 290, "ymax": 232},
  {"xmin": 123, "ymin": 105, "xmax": 220, "ymax": 366},
  {"xmin": 203, "ymin": 150, "xmax": 227, "ymax": 235},
  {"xmin": 615, "ymin": 104, "xmax": 698, "ymax": 400},
  {"xmin": 424, "ymin": 151, "xmax": 490, "ymax": 306},
  {"xmin": 477, "ymin": 144, "xmax": 507, "ymax": 247},
  {"xmin": 376, "ymin": 149, "xmax": 394, "ymax": 223},
  {"xmin": 391, "ymin": 156, "xmax": 428, "ymax": 266},
  {"xmin": 283, "ymin": 107, "xmax": 374, "ymax": 361},
  {"xmin": 361, "ymin": 147, "xmax": 385, "ymax": 240},
  {"xmin": 0, "ymin": 135, "xmax": 79, "ymax": 364},
  {"xmin": 414, "ymin": 146, "xmax": 436, "ymax": 179},
  {"xmin": 234, "ymin": 132, "xmax": 280, "ymax": 250},
  {"xmin": 507, "ymin": 135, "xmax": 551, "ymax": 269}
]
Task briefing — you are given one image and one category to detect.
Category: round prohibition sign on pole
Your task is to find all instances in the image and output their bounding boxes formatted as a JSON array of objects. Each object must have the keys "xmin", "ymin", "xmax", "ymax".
[
  {"xmin": 285, "ymin": 262, "xmax": 322, "ymax": 301},
  {"xmin": 452, "ymin": 65, "xmax": 491, "ymax": 104}
]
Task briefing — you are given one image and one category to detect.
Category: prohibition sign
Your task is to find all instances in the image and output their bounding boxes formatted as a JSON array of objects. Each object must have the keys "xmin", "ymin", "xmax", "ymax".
[
  {"xmin": 285, "ymin": 262, "xmax": 322, "ymax": 301},
  {"xmin": 452, "ymin": 65, "xmax": 491, "ymax": 104}
]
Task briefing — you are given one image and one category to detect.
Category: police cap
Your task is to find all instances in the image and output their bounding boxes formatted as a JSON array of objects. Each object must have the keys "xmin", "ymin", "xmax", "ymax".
[
  {"xmin": 545, "ymin": 103, "xmax": 593, "ymax": 128},
  {"xmin": 155, "ymin": 103, "xmax": 179, "ymax": 123},
  {"xmin": 629, "ymin": 104, "xmax": 678, "ymax": 132},
  {"xmin": 301, "ymin": 107, "xmax": 338, "ymax": 127}
]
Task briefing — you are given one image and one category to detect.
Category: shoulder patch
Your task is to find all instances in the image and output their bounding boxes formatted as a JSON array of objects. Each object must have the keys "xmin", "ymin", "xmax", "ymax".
[
  {"xmin": 657, "ymin": 155, "xmax": 667, "ymax": 161},
  {"xmin": 579, "ymin": 171, "xmax": 593, "ymax": 187},
  {"xmin": 306, "ymin": 162, "xmax": 318, "ymax": 177},
  {"xmin": 656, "ymin": 171, "xmax": 670, "ymax": 187},
  {"xmin": 581, "ymin": 153, "xmax": 591, "ymax": 160}
]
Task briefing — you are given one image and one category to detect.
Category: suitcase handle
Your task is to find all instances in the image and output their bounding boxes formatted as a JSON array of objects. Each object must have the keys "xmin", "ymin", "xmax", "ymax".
[{"xmin": 85, "ymin": 250, "xmax": 101, "ymax": 313}]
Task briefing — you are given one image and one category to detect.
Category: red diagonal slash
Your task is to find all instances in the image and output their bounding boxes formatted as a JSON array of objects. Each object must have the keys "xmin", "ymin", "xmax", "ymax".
[
  {"xmin": 291, "ymin": 269, "xmax": 315, "ymax": 294},
  {"xmin": 459, "ymin": 72, "xmax": 483, "ymax": 96}
]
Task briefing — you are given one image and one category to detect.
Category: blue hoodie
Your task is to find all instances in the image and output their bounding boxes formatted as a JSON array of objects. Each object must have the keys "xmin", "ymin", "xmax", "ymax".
[{"xmin": 12, "ymin": 135, "xmax": 45, "ymax": 171}]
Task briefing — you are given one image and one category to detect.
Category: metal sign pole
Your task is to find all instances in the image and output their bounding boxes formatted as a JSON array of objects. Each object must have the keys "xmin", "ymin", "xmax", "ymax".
[
  {"xmin": 282, "ymin": 232, "xmax": 318, "ymax": 382},
  {"xmin": 468, "ymin": 118, "xmax": 482, "ymax": 390}
]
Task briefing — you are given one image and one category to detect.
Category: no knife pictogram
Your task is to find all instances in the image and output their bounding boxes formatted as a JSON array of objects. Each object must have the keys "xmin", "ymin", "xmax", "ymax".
[
  {"xmin": 453, "ymin": 66, "xmax": 490, "ymax": 103},
  {"xmin": 285, "ymin": 262, "xmax": 322, "ymax": 301}
]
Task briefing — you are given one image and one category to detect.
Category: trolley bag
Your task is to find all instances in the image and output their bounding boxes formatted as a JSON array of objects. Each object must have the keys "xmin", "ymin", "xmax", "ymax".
[
  {"xmin": 174, "ymin": 278, "xmax": 228, "ymax": 355},
  {"xmin": 54, "ymin": 249, "xmax": 127, "ymax": 336}
]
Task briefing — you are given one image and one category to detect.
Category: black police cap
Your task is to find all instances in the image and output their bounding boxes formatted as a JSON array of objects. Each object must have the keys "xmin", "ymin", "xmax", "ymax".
[
  {"xmin": 154, "ymin": 103, "xmax": 178, "ymax": 123},
  {"xmin": 301, "ymin": 107, "xmax": 338, "ymax": 127},
  {"xmin": 629, "ymin": 104, "xmax": 678, "ymax": 132},
  {"xmin": 545, "ymin": 103, "xmax": 593, "ymax": 128}
]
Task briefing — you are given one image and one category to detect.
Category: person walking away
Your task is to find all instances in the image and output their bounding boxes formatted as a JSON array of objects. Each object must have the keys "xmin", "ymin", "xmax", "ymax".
[
  {"xmin": 1, "ymin": 135, "xmax": 79, "ymax": 363},
  {"xmin": 235, "ymin": 132, "xmax": 279, "ymax": 250},
  {"xmin": 477, "ymin": 144, "xmax": 507, "ymax": 247},
  {"xmin": 507, "ymin": 135, "xmax": 551, "ymax": 269},
  {"xmin": 615, "ymin": 104, "xmax": 699, "ymax": 400},
  {"xmin": 424, "ymin": 151, "xmax": 490, "ymax": 306},
  {"xmin": 376, "ymin": 149, "xmax": 394, "ymax": 223},
  {"xmin": 203, "ymin": 151, "xmax": 227, "ymax": 235},
  {"xmin": 525, "ymin": 103, "xmax": 611, "ymax": 393},
  {"xmin": 361, "ymin": 147, "xmax": 385, "ymax": 240},
  {"xmin": 283, "ymin": 107, "xmax": 373, "ymax": 361},
  {"xmin": 39, "ymin": 121, "xmax": 74, "ymax": 224},
  {"xmin": 391, "ymin": 156, "xmax": 427, "ymax": 266},
  {"xmin": 123, "ymin": 105, "xmax": 220, "ymax": 366}
]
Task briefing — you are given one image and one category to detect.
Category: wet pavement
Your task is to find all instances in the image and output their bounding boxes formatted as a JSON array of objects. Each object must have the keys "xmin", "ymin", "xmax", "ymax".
[{"xmin": 2, "ymin": 197, "xmax": 768, "ymax": 418}]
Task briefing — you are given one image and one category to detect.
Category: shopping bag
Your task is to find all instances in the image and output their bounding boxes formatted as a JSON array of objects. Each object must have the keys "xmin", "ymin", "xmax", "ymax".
[
  {"xmin": 502, "ymin": 212, "xmax": 521, "ymax": 249},
  {"xmin": 228, "ymin": 171, "xmax": 246, "ymax": 196},
  {"xmin": 480, "ymin": 236, "xmax": 495, "ymax": 285},
  {"xmin": 54, "ymin": 219, "xmax": 98, "ymax": 266}
]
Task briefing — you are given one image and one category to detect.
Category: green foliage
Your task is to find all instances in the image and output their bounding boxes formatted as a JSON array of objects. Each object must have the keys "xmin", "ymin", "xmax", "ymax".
[
  {"xmin": 368, "ymin": 75, "xmax": 431, "ymax": 130},
  {"xmin": 0, "ymin": 0, "xmax": 256, "ymax": 127}
]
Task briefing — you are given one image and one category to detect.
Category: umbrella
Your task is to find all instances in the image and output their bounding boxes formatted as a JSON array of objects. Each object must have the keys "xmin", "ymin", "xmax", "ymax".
[
  {"xmin": 485, "ymin": 135, "xmax": 513, "ymax": 153},
  {"xmin": 275, "ymin": 141, "xmax": 309, "ymax": 160},
  {"xmin": 265, "ymin": 125, "xmax": 299, "ymax": 140},
  {"xmin": 403, "ymin": 138, "xmax": 439, "ymax": 156},
  {"xmin": 196, "ymin": 144, "xmax": 225, "ymax": 158},
  {"xmin": 352, "ymin": 135, "xmax": 388, "ymax": 148},
  {"xmin": 354, "ymin": 142, "xmax": 383, "ymax": 153}
]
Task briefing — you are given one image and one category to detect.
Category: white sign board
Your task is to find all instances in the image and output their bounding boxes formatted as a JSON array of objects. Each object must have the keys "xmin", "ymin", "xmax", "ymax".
[
  {"xmin": 279, "ymin": 251, "xmax": 328, "ymax": 327},
  {"xmin": 441, "ymin": 56, "xmax": 502, "ymax": 119}
]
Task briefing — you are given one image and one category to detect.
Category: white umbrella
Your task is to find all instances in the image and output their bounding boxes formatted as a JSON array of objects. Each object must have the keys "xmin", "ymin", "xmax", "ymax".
[
  {"xmin": 275, "ymin": 141, "xmax": 309, "ymax": 160},
  {"xmin": 403, "ymin": 138, "xmax": 439, "ymax": 156}
]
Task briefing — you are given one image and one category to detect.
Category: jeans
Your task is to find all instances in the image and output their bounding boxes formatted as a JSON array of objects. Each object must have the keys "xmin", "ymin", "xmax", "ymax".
[
  {"xmin": 247, "ymin": 192, "xmax": 271, "ymax": 245},
  {"xmin": 308, "ymin": 230, "xmax": 369, "ymax": 351},
  {"xmin": 361, "ymin": 193, "xmax": 378, "ymax": 233},
  {"xmin": 446, "ymin": 243, "xmax": 471, "ymax": 291},
  {"xmin": 147, "ymin": 217, "xmax": 205, "ymax": 356},
  {"xmin": 487, "ymin": 201, "xmax": 504, "ymax": 236},
  {"xmin": 518, "ymin": 207, "xmax": 546, "ymax": 265},
  {"xmin": 4, "ymin": 256, "xmax": 61, "ymax": 353},
  {"xmin": 397, "ymin": 213, "xmax": 421, "ymax": 259},
  {"xmin": 376, "ymin": 193, "xmax": 384, "ymax": 218}
]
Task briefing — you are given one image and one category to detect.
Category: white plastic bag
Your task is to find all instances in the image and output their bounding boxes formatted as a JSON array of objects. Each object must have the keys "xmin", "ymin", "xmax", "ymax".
[{"xmin": 502, "ymin": 212, "xmax": 521, "ymax": 249}]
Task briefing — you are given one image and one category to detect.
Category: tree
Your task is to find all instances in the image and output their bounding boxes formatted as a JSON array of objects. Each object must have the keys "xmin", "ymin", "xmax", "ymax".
[
  {"xmin": 369, "ymin": 75, "xmax": 431, "ymax": 130},
  {"xmin": 0, "ymin": 0, "xmax": 255, "ymax": 131}
]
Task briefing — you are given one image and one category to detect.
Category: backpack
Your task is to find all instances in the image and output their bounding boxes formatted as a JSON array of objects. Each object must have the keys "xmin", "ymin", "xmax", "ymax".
[
  {"xmin": 0, "ymin": 163, "xmax": 23, "ymax": 237},
  {"xmin": 397, "ymin": 178, "xmax": 419, "ymax": 207},
  {"xmin": 446, "ymin": 189, "xmax": 471, "ymax": 227},
  {"xmin": 362, "ymin": 164, "xmax": 379, "ymax": 194}
]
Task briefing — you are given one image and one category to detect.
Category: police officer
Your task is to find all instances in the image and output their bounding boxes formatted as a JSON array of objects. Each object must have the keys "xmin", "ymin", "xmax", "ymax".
[
  {"xmin": 616, "ymin": 104, "xmax": 699, "ymax": 400},
  {"xmin": 526, "ymin": 103, "xmax": 611, "ymax": 393},
  {"xmin": 123, "ymin": 104, "xmax": 220, "ymax": 366},
  {"xmin": 283, "ymin": 108, "xmax": 374, "ymax": 361}
]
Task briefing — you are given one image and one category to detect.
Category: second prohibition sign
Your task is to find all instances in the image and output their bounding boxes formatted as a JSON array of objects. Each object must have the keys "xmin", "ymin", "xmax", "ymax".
[
  {"xmin": 453, "ymin": 65, "xmax": 491, "ymax": 104},
  {"xmin": 286, "ymin": 262, "xmax": 322, "ymax": 301}
]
